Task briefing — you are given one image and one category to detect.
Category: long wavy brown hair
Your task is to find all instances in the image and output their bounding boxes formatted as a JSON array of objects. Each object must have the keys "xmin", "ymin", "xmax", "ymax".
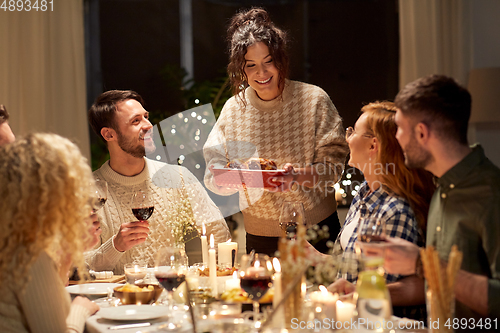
[
  {"xmin": 0, "ymin": 133, "xmax": 94, "ymax": 289},
  {"xmin": 362, "ymin": 101, "xmax": 435, "ymax": 235},
  {"xmin": 227, "ymin": 8, "xmax": 289, "ymax": 104}
]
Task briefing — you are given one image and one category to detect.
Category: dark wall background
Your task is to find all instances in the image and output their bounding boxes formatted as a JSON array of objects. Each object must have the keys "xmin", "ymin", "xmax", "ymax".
[
  {"xmin": 95, "ymin": 0, "xmax": 399, "ymax": 128},
  {"xmin": 91, "ymin": 0, "xmax": 399, "ymax": 204}
]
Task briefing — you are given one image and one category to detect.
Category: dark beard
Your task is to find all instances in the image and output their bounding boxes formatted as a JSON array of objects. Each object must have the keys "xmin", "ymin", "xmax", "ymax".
[
  {"xmin": 116, "ymin": 130, "xmax": 145, "ymax": 158},
  {"xmin": 403, "ymin": 135, "xmax": 432, "ymax": 169}
]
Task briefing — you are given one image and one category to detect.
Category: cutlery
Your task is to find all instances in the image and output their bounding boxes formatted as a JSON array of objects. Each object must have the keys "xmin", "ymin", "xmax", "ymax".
[{"xmin": 109, "ymin": 322, "xmax": 151, "ymax": 330}]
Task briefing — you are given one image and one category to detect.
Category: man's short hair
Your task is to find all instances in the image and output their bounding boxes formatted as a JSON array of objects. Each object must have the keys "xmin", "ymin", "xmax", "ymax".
[
  {"xmin": 88, "ymin": 90, "xmax": 144, "ymax": 142},
  {"xmin": 395, "ymin": 75, "xmax": 471, "ymax": 145},
  {"xmin": 0, "ymin": 105, "xmax": 9, "ymax": 125}
]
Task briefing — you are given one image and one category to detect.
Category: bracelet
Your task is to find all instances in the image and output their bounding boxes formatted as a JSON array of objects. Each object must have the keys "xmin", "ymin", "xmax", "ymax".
[{"xmin": 415, "ymin": 251, "xmax": 424, "ymax": 279}]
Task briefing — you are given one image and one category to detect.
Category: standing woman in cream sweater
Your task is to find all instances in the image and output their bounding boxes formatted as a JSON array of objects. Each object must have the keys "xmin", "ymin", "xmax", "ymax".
[
  {"xmin": 204, "ymin": 8, "xmax": 349, "ymax": 256},
  {"xmin": 0, "ymin": 133, "xmax": 99, "ymax": 333}
]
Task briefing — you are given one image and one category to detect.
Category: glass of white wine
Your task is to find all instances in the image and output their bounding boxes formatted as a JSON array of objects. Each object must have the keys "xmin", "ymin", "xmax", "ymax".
[{"xmin": 278, "ymin": 201, "xmax": 305, "ymax": 239}]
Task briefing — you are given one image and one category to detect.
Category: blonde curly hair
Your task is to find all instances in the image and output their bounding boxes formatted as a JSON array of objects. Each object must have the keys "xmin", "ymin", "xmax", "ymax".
[{"xmin": 0, "ymin": 133, "xmax": 94, "ymax": 289}]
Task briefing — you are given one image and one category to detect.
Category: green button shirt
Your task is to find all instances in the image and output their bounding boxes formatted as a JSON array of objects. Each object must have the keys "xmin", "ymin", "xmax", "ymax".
[{"xmin": 427, "ymin": 144, "xmax": 500, "ymax": 320}]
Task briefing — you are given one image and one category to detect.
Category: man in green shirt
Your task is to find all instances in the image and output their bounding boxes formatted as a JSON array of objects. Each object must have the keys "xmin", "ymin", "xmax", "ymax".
[{"xmin": 365, "ymin": 75, "xmax": 500, "ymax": 323}]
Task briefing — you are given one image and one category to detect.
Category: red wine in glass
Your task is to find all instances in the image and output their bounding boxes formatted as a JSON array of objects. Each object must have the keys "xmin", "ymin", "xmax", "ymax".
[
  {"xmin": 240, "ymin": 276, "xmax": 272, "ymax": 301},
  {"xmin": 131, "ymin": 190, "xmax": 154, "ymax": 222},
  {"xmin": 359, "ymin": 234, "xmax": 386, "ymax": 243},
  {"xmin": 132, "ymin": 207, "xmax": 154, "ymax": 221},
  {"xmin": 156, "ymin": 273, "xmax": 186, "ymax": 292}
]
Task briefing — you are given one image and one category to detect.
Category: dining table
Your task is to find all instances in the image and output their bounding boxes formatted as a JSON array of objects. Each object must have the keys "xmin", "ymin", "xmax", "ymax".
[
  {"xmin": 82, "ymin": 297, "xmax": 429, "ymax": 333},
  {"xmin": 73, "ymin": 271, "xmax": 429, "ymax": 333}
]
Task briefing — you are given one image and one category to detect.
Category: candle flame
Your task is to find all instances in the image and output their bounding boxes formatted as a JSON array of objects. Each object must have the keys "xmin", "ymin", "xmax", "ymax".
[
  {"xmin": 210, "ymin": 234, "xmax": 214, "ymax": 248},
  {"xmin": 232, "ymin": 271, "xmax": 238, "ymax": 279},
  {"xmin": 319, "ymin": 285, "xmax": 328, "ymax": 294},
  {"xmin": 202, "ymin": 223, "xmax": 206, "ymax": 236},
  {"xmin": 267, "ymin": 260, "xmax": 273, "ymax": 271},
  {"xmin": 254, "ymin": 260, "xmax": 260, "ymax": 268},
  {"xmin": 272, "ymin": 258, "xmax": 281, "ymax": 273},
  {"xmin": 227, "ymin": 238, "xmax": 231, "ymax": 243}
]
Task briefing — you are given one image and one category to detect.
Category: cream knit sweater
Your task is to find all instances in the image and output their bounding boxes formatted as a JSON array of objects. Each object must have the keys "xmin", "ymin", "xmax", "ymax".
[
  {"xmin": 0, "ymin": 252, "xmax": 90, "ymax": 333},
  {"xmin": 204, "ymin": 80, "xmax": 348, "ymax": 237},
  {"xmin": 86, "ymin": 158, "xmax": 230, "ymax": 274}
]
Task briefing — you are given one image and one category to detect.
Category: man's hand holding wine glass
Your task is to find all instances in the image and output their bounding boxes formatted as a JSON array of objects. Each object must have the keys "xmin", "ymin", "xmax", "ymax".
[
  {"xmin": 113, "ymin": 221, "xmax": 150, "ymax": 252},
  {"xmin": 113, "ymin": 189, "xmax": 155, "ymax": 252}
]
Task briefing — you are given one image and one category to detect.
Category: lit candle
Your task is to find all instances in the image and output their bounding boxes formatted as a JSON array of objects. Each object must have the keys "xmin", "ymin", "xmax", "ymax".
[
  {"xmin": 336, "ymin": 300, "xmax": 356, "ymax": 323},
  {"xmin": 225, "ymin": 271, "xmax": 241, "ymax": 291},
  {"xmin": 272, "ymin": 258, "xmax": 284, "ymax": 328},
  {"xmin": 209, "ymin": 234, "xmax": 218, "ymax": 296},
  {"xmin": 246, "ymin": 264, "xmax": 266, "ymax": 277},
  {"xmin": 124, "ymin": 263, "xmax": 147, "ymax": 284},
  {"xmin": 218, "ymin": 239, "xmax": 238, "ymax": 267},
  {"xmin": 201, "ymin": 223, "xmax": 209, "ymax": 266},
  {"xmin": 310, "ymin": 285, "xmax": 338, "ymax": 319}
]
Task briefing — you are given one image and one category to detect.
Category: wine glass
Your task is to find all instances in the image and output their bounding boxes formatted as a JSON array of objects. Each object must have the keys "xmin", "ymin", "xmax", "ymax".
[
  {"xmin": 130, "ymin": 189, "xmax": 154, "ymax": 222},
  {"xmin": 356, "ymin": 216, "xmax": 386, "ymax": 269},
  {"xmin": 154, "ymin": 247, "xmax": 188, "ymax": 309},
  {"xmin": 91, "ymin": 178, "xmax": 108, "ymax": 213},
  {"xmin": 240, "ymin": 253, "xmax": 273, "ymax": 323},
  {"xmin": 279, "ymin": 201, "xmax": 305, "ymax": 239}
]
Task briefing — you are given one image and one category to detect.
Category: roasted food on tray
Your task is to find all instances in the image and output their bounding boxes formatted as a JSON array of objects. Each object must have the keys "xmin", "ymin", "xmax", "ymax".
[
  {"xmin": 225, "ymin": 158, "xmax": 277, "ymax": 171},
  {"xmin": 198, "ymin": 266, "xmax": 238, "ymax": 277}
]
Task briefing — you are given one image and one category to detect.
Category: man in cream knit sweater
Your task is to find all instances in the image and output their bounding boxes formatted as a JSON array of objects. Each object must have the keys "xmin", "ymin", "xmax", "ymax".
[{"xmin": 86, "ymin": 90, "xmax": 230, "ymax": 274}]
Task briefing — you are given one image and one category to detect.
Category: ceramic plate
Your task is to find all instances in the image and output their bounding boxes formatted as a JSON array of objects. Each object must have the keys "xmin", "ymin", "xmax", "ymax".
[
  {"xmin": 66, "ymin": 283, "xmax": 122, "ymax": 296},
  {"xmin": 98, "ymin": 305, "xmax": 167, "ymax": 321}
]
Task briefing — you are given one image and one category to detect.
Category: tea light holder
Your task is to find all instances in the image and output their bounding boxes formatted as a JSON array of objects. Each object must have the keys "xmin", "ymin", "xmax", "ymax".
[{"xmin": 124, "ymin": 263, "xmax": 147, "ymax": 284}]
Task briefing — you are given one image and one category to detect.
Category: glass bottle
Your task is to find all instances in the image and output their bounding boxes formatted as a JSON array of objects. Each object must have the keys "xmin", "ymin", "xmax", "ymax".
[{"xmin": 355, "ymin": 257, "xmax": 392, "ymax": 332}]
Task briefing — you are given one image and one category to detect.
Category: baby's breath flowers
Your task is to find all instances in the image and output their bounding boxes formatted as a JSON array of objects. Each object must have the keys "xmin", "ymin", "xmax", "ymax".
[
  {"xmin": 169, "ymin": 171, "xmax": 200, "ymax": 246},
  {"xmin": 305, "ymin": 224, "xmax": 339, "ymax": 286}
]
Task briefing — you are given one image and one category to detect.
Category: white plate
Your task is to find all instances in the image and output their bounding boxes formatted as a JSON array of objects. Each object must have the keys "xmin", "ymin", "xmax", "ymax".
[
  {"xmin": 98, "ymin": 305, "xmax": 167, "ymax": 321},
  {"xmin": 66, "ymin": 283, "xmax": 121, "ymax": 296}
]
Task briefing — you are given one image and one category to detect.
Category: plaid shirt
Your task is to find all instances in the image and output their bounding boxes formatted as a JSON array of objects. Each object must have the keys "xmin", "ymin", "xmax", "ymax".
[{"xmin": 334, "ymin": 181, "xmax": 423, "ymax": 283}]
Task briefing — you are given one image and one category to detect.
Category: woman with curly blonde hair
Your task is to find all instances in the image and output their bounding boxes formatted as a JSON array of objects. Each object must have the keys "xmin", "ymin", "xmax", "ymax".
[{"xmin": 0, "ymin": 133, "xmax": 99, "ymax": 332}]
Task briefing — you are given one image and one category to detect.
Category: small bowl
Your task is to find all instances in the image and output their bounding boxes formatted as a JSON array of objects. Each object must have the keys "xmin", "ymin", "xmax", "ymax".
[
  {"xmin": 136, "ymin": 283, "xmax": 163, "ymax": 302},
  {"xmin": 113, "ymin": 284, "xmax": 161, "ymax": 305}
]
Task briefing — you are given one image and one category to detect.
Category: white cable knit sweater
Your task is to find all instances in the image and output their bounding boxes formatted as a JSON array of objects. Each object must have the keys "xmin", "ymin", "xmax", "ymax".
[
  {"xmin": 86, "ymin": 158, "xmax": 230, "ymax": 274},
  {"xmin": 204, "ymin": 80, "xmax": 349, "ymax": 237}
]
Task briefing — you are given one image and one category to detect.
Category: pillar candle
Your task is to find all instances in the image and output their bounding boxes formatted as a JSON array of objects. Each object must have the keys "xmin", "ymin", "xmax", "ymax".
[
  {"xmin": 272, "ymin": 258, "xmax": 284, "ymax": 328},
  {"xmin": 209, "ymin": 234, "xmax": 218, "ymax": 296},
  {"xmin": 336, "ymin": 300, "xmax": 356, "ymax": 323},
  {"xmin": 225, "ymin": 271, "xmax": 241, "ymax": 291},
  {"xmin": 310, "ymin": 285, "xmax": 338, "ymax": 319},
  {"xmin": 218, "ymin": 240, "xmax": 238, "ymax": 267},
  {"xmin": 201, "ymin": 223, "xmax": 208, "ymax": 266}
]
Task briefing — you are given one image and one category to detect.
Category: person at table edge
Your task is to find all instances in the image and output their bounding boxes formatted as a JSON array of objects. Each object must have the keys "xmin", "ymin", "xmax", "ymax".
[
  {"xmin": 86, "ymin": 90, "xmax": 230, "ymax": 274},
  {"xmin": 363, "ymin": 74, "xmax": 500, "ymax": 322}
]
